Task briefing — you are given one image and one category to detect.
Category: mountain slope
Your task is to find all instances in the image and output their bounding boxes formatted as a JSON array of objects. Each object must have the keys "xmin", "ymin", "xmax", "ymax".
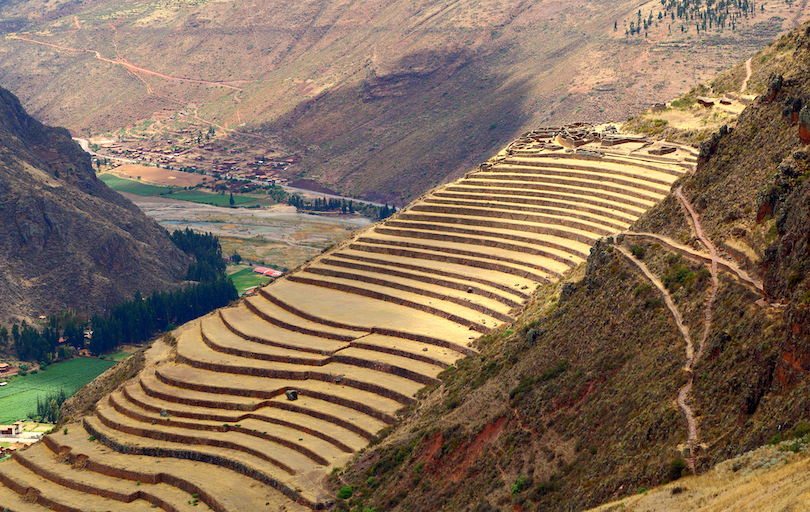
[
  {"xmin": 0, "ymin": 0, "xmax": 804, "ymax": 204},
  {"xmin": 326, "ymin": 22, "xmax": 810, "ymax": 512},
  {"xmin": 0, "ymin": 86, "xmax": 187, "ymax": 322}
]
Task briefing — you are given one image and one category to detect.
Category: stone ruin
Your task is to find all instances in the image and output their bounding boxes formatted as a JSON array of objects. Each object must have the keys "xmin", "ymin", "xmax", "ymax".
[{"xmin": 506, "ymin": 123, "xmax": 649, "ymax": 155}]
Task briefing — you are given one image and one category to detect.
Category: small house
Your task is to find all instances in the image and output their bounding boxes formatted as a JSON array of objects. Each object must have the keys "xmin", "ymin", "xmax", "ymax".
[{"xmin": 0, "ymin": 422, "xmax": 23, "ymax": 436}]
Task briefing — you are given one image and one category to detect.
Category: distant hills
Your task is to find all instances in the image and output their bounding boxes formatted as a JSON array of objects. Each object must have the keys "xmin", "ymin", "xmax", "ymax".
[
  {"xmin": 0, "ymin": 86, "xmax": 187, "ymax": 322},
  {"xmin": 0, "ymin": 0, "xmax": 806, "ymax": 204}
]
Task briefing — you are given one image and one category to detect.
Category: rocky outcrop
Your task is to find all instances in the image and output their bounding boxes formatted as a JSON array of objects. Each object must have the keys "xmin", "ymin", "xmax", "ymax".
[{"xmin": 0, "ymin": 87, "xmax": 187, "ymax": 322}]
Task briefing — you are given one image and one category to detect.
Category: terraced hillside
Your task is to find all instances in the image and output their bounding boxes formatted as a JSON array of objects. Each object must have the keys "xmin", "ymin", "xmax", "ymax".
[{"xmin": 0, "ymin": 125, "xmax": 695, "ymax": 511}]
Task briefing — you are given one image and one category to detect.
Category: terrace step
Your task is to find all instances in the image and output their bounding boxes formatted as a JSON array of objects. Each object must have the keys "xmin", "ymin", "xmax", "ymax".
[
  {"xmin": 177, "ymin": 324, "xmax": 430, "ymax": 392},
  {"xmin": 424, "ymin": 194, "xmax": 637, "ymax": 224},
  {"xmin": 219, "ymin": 306, "xmax": 352, "ymax": 354},
  {"xmin": 242, "ymin": 294, "xmax": 364, "ymax": 340},
  {"xmin": 153, "ymin": 363, "xmax": 408, "ymax": 419},
  {"xmin": 458, "ymin": 178, "xmax": 658, "ymax": 208},
  {"xmin": 394, "ymin": 204, "xmax": 616, "ymax": 236},
  {"xmin": 382, "ymin": 212, "xmax": 599, "ymax": 258},
  {"xmin": 98, "ymin": 394, "xmax": 327, "ymax": 472},
  {"xmin": 356, "ymin": 232, "xmax": 578, "ymax": 276},
  {"xmin": 330, "ymin": 249, "xmax": 534, "ymax": 299},
  {"xmin": 0, "ymin": 482, "xmax": 50, "ymax": 511},
  {"xmin": 406, "ymin": 202, "xmax": 629, "ymax": 233},
  {"xmin": 202, "ymin": 315, "xmax": 447, "ymax": 379},
  {"xmin": 122, "ymin": 380, "xmax": 371, "ymax": 451},
  {"xmin": 12, "ymin": 442, "xmax": 196, "ymax": 511},
  {"xmin": 0, "ymin": 456, "xmax": 154, "ymax": 512},
  {"xmin": 468, "ymin": 170, "xmax": 669, "ymax": 199},
  {"xmin": 318, "ymin": 255, "xmax": 522, "ymax": 308},
  {"xmin": 45, "ymin": 430, "xmax": 310, "ymax": 512},
  {"xmin": 390, "ymin": 210, "xmax": 607, "ymax": 244},
  {"xmin": 201, "ymin": 315, "xmax": 333, "ymax": 364},
  {"xmin": 441, "ymin": 184, "xmax": 647, "ymax": 216},
  {"xmin": 349, "ymin": 239, "xmax": 553, "ymax": 283},
  {"xmin": 205, "ymin": 311, "xmax": 453, "ymax": 370},
  {"xmin": 136, "ymin": 370, "xmax": 387, "ymax": 439},
  {"xmin": 505, "ymin": 152, "xmax": 688, "ymax": 176},
  {"xmin": 286, "ymin": 272, "xmax": 505, "ymax": 331},
  {"xmin": 299, "ymin": 262, "xmax": 515, "ymax": 319},
  {"xmin": 375, "ymin": 220, "xmax": 591, "ymax": 263},
  {"xmin": 83, "ymin": 413, "xmax": 324, "ymax": 508},
  {"xmin": 107, "ymin": 389, "xmax": 350, "ymax": 466},
  {"xmin": 267, "ymin": 280, "xmax": 480, "ymax": 352},
  {"xmin": 500, "ymin": 156, "xmax": 684, "ymax": 181}
]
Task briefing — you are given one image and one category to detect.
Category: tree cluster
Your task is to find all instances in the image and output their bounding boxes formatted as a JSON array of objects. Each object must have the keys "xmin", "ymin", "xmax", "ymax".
[
  {"xmin": 0, "ymin": 229, "xmax": 237, "ymax": 362},
  {"xmin": 169, "ymin": 228, "xmax": 226, "ymax": 282},
  {"xmin": 34, "ymin": 389, "xmax": 68, "ymax": 423},
  {"xmin": 0, "ymin": 314, "xmax": 85, "ymax": 364},
  {"xmin": 625, "ymin": 0, "xmax": 759, "ymax": 36},
  {"xmin": 88, "ymin": 277, "xmax": 237, "ymax": 354}
]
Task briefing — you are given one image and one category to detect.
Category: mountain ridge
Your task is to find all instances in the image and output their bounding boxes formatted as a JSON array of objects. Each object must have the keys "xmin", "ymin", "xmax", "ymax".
[{"xmin": 0, "ymin": 85, "xmax": 188, "ymax": 323}]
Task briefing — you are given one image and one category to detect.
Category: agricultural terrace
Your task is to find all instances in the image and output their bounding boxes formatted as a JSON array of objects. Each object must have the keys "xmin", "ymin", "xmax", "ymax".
[{"xmin": 0, "ymin": 125, "xmax": 695, "ymax": 510}]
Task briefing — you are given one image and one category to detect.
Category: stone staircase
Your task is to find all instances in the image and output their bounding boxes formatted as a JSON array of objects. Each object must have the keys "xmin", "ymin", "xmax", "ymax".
[{"xmin": 0, "ymin": 126, "xmax": 694, "ymax": 511}]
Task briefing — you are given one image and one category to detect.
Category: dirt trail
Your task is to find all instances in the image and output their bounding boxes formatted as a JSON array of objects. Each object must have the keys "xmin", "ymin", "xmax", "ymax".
[
  {"xmin": 620, "ymin": 231, "xmax": 763, "ymax": 294},
  {"xmin": 672, "ymin": 186, "xmax": 719, "ymax": 473},
  {"xmin": 741, "ymin": 57, "xmax": 752, "ymax": 93},
  {"xmin": 616, "ymin": 246, "xmax": 693, "ymax": 360},
  {"xmin": 617, "ymin": 187, "xmax": 726, "ymax": 474},
  {"xmin": 676, "ymin": 186, "xmax": 718, "ymax": 365},
  {"xmin": 8, "ymin": 35, "xmax": 247, "ymax": 90}
]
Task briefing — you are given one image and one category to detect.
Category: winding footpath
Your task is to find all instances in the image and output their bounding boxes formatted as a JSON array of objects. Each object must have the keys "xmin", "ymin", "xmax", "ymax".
[
  {"xmin": 616, "ymin": 245, "xmax": 693, "ymax": 360},
  {"xmin": 741, "ymin": 57, "xmax": 753, "ymax": 93},
  {"xmin": 674, "ymin": 186, "xmax": 719, "ymax": 472},
  {"xmin": 618, "ymin": 185, "xmax": 764, "ymax": 474}
]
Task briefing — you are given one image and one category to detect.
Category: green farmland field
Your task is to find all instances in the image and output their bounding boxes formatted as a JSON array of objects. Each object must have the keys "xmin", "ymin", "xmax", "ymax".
[
  {"xmin": 227, "ymin": 266, "xmax": 272, "ymax": 294},
  {"xmin": 0, "ymin": 358, "xmax": 116, "ymax": 423},
  {"xmin": 98, "ymin": 174, "xmax": 173, "ymax": 195},
  {"xmin": 167, "ymin": 190, "xmax": 256, "ymax": 206}
]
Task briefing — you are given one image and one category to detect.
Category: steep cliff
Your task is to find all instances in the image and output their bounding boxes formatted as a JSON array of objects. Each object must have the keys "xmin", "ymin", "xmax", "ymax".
[{"xmin": 0, "ymin": 86, "xmax": 187, "ymax": 322}]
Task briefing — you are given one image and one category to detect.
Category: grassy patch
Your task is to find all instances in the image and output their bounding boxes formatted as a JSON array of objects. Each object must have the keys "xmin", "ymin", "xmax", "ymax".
[
  {"xmin": 102, "ymin": 349, "xmax": 136, "ymax": 362},
  {"xmin": 98, "ymin": 174, "xmax": 173, "ymax": 195},
  {"xmin": 0, "ymin": 358, "xmax": 116, "ymax": 423},
  {"xmin": 227, "ymin": 266, "xmax": 273, "ymax": 294},
  {"xmin": 164, "ymin": 190, "xmax": 256, "ymax": 206}
]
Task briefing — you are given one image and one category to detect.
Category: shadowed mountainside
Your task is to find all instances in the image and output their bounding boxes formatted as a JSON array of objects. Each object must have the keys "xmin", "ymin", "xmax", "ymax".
[
  {"xmin": 0, "ymin": 0, "xmax": 805, "ymax": 204},
  {"xmin": 0, "ymin": 86, "xmax": 187, "ymax": 322},
  {"xmin": 323, "ymin": 22, "xmax": 810, "ymax": 512}
]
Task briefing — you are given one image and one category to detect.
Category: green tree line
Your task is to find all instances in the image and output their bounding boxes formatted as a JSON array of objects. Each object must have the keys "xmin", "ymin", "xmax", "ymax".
[{"xmin": 0, "ymin": 229, "xmax": 237, "ymax": 362}]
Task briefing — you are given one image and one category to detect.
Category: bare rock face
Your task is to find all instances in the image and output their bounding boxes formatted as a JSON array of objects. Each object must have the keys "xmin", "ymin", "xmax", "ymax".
[{"xmin": 0, "ymin": 87, "xmax": 187, "ymax": 322}]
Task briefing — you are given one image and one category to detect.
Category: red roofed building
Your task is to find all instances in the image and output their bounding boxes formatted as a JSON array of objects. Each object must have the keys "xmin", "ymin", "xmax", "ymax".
[{"xmin": 252, "ymin": 267, "xmax": 284, "ymax": 278}]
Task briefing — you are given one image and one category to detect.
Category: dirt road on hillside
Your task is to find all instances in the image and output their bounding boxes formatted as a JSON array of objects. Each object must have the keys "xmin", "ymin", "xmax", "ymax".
[
  {"xmin": 741, "ymin": 57, "xmax": 753, "ymax": 93},
  {"xmin": 8, "ymin": 35, "xmax": 247, "ymax": 90}
]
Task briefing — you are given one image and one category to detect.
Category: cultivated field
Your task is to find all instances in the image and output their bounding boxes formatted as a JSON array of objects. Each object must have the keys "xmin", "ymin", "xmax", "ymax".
[
  {"xmin": 97, "ymin": 174, "xmax": 171, "ymax": 196},
  {"xmin": 0, "ymin": 358, "xmax": 116, "ymax": 424},
  {"xmin": 111, "ymin": 164, "xmax": 208, "ymax": 188},
  {"xmin": 0, "ymin": 125, "xmax": 696, "ymax": 510},
  {"xmin": 227, "ymin": 266, "xmax": 273, "ymax": 295}
]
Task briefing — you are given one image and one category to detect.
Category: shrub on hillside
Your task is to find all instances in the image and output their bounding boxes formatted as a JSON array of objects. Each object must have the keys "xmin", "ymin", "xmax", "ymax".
[{"xmin": 668, "ymin": 457, "xmax": 688, "ymax": 481}]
